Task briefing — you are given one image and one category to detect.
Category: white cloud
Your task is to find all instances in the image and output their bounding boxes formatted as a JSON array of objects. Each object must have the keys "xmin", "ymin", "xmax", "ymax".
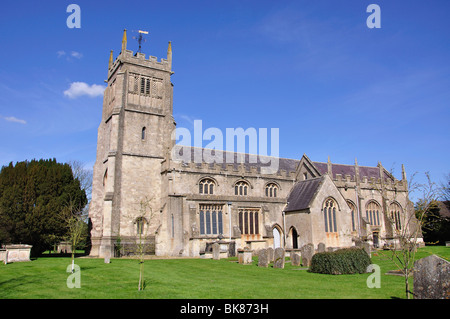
[
  {"xmin": 57, "ymin": 50, "xmax": 66, "ymax": 58},
  {"xmin": 2, "ymin": 116, "xmax": 27, "ymax": 125},
  {"xmin": 57, "ymin": 50, "xmax": 83, "ymax": 60},
  {"xmin": 64, "ymin": 82, "xmax": 106, "ymax": 99},
  {"xmin": 71, "ymin": 51, "xmax": 83, "ymax": 59}
]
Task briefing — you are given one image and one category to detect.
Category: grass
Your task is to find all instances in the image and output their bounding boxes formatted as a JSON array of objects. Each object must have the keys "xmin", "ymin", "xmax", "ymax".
[{"xmin": 0, "ymin": 246, "xmax": 448, "ymax": 299}]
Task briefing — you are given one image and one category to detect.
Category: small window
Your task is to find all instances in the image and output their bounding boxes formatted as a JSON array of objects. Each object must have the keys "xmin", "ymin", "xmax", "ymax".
[
  {"xmin": 136, "ymin": 217, "xmax": 146, "ymax": 236},
  {"xmin": 141, "ymin": 127, "xmax": 146, "ymax": 140},
  {"xmin": 235, "ymin": 181, "xmax": 249, "ymax": 196},
  {"xmin": 199, "ymin": 178, "xmax": 215, "ymax": 195},
  {"xmin": 145, "ymin": 78, "xmax": 151, "ymax": 95},
  {"xmin": 265, "ymin": 183, "xmax": 278, "ymax": 197},
  {"xmin": 140, "ymin": 77, "xmax": 146, "ymax": 94}
]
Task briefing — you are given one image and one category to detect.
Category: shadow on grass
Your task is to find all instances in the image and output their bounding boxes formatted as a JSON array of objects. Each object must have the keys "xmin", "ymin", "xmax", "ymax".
[{"xmin": 37, "ymin": 252, "xmax": 87, "ymax": 258}]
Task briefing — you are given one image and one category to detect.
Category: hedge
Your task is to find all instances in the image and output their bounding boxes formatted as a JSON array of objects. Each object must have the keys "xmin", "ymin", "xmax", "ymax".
[{"xmin": 309, "ymin": 247, "xmax": 371, "ymax": 275}]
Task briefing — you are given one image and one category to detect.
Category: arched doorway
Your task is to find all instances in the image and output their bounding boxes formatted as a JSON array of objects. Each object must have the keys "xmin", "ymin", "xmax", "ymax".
[
  {"xmin": 291, "ymin": 227, "xmax": 298, "ymax": 249},
  {"xmin": 273, "ymin": 227, "xmax": 281, "ymax": 249}
]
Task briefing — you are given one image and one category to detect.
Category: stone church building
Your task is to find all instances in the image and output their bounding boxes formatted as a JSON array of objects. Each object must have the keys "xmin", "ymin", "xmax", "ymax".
[{"xmin": 89, "ymin": 31, "xmax": 417, "ymax": 258}]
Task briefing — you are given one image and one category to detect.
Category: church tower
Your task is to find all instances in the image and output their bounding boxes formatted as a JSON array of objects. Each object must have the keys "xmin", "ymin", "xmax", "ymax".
[{"xmin": 89, "ymin": 30, "xmax": 175, "ymax": 258}]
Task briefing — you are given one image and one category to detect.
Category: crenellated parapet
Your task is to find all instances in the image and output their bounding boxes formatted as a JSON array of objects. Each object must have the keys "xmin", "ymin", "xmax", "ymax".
[{"xmin": 108, "ymin": 30, "xmax": 172, "ymax": 80}]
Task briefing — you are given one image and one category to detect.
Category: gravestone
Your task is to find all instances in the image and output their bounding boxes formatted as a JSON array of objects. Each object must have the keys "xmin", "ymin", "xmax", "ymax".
[
  {"xmin": 317, "ymin": 243, "xmax": 326, "ymax": 253},
  {"xmin": 212, "ymin": 243, "xmax": 220, "ymax": 260},
  {"xmin": 300, "ymin": 243, "xmax": 314, "ymax": 267},
  {"xmin": 414, "ymin": 254, "xmax": 450, "ymax": 299},
  {"xmin": 258, "ymin": 249, "xmax": 269, "ymax": 268},
  {"xmin": 267, "ymin": 247, "xmax": 274, "ymax": 263},
  {"xmin": 273, "ymin": 248, "xmax": 285, "ymax": 269},
  {"xmin": 237, "ymin": 249, "xmax": 244, "ymax": 264},
  {"xmin": 228, "ymin": 241, "xmax": 236, "ymax": 257},
  {"xmin": 291, "ymin": 253, "xmax": 301, "ymax": 266},
  {"xmin": 243, "ymin": 247, "xmax": 253, "ymax": 265}
]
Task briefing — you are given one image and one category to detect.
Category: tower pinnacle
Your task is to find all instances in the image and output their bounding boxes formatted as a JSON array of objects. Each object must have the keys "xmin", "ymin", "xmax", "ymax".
[
  {"xmin": 167, "ymin": 41, "xmax": 172, "ymax": 69},
  {"xmin": 121, "ymin": 29, "xmax": 127, "ymax": 53},
  {"xmin": 108, "ymin": 50, "xmax": 113, "ymax": 69}
]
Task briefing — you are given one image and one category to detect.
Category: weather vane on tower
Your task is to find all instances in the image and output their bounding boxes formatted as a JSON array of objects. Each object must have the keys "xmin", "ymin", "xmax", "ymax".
[{"xmin": 132, "ymin": 30, "xmax": 149, "ymax": 53}]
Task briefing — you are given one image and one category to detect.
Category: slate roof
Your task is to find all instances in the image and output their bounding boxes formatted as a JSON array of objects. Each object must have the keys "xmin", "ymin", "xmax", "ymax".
[
  {"xmin": 313, "ymin": 161, "xmax": 383, "ymax": 181},
  {"xmin": 284, "ymin": 176, "xmax": 324, "ymax": 212},
  {"xmin": 173, "ymin": 145, "xmax": 394, "ymax": 182},
  {"xmin": 174, "ymin": 145, "xmax": 299, "ymax": 174}
]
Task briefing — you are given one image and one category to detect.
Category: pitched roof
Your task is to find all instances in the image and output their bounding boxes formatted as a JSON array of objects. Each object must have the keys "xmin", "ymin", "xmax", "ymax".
[
  {"xmin": 312, "ymin": 161, "xmax": 385, "ymax": 181},
  {"xmin": 284, "ymin": 176, "xmax": 324, "ymax": 212},
  {"xmin": 173, "ymin": 145, "xmax": 299, "ymax": 174}
]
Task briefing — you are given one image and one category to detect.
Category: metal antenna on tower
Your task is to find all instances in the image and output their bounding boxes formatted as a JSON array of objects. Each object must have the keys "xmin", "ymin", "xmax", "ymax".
[{"xmin": 132, "ymin": 30, "xmax": 149, "ymax": 53}]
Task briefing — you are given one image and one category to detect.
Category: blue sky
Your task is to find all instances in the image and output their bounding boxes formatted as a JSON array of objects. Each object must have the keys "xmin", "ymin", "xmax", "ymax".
[{"xmin": 0, "ymin": 0, "xmax": 449, "ymax": 197}]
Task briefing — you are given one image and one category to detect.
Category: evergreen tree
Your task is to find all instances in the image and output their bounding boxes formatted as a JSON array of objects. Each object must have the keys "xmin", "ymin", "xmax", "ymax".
[{"xmin": 0, "ymin": 159, "xmax": 87, "ymax": 256}]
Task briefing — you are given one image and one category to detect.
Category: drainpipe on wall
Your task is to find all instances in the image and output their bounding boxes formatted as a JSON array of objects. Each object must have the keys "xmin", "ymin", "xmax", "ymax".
[
  {"xmin": 227, "ymin": 202, "xmax": 232, "ymax": 241},
  {"xmin": 282, "ymin": 211, "xmax": 286, "ymax": 248}
]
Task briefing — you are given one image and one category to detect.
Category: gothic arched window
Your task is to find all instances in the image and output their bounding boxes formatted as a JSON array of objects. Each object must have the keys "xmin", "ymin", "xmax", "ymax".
[
  {"xmin": 265, "ymin": 183, "xmax": 278, "ymax": 197},
  {"xmin": 389, "ymin": 202, "xmax": 402, "ymax": 231},
  {"xmin": 366, "ymin": 201, "xmax": 381, "ymax": 226},
  {"xmin": 347, "ymin": 201, "xmax": 356, "ymax": 232},
  {"xmin": 323, "ymin": 198, "xmax": 338, "ymax": 233},
  {"xmin": 199, "ymin": 178, "xmax": 215, "ymax": 195},
  {"xmin": 235, "ymin": 181, "xmax": 249, "ymax": 196},
  {"xmin": 135, "ymin": 217, "xmax": 147, "ymax": 236}
]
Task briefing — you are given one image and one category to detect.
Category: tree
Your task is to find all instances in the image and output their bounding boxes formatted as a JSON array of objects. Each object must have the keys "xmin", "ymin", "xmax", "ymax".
[
  {"xmin": 67, "ymin": 160, "xmax": 93, "ymax": 253},
  {"xmin": 368, "ymin": 169, "xmax": 441, "ymax": 299},
  {"xmin": 388, "ymin": 172, "xmax": 440, "ymax": 299},
  {"xmin": 123, "ymin": 196, "xmax": 156, "ymax": 291},
  {"xmin": 441, "ymin": 173, "xmax": 450, "ymax": 201},
  {"xmin": 67, "ymin": 160, "xmax": 93, "ymax": 206},
  {"xmin": 62, "ymin": 198, "xmax": 88, "ymax": 272},
  {"xmin": 419, "ymin": 200, "xmax": 450, "ymax": 245},
  {"xmin": 0, "ymin": 159, "xmax": 87, "ymax": 256}
]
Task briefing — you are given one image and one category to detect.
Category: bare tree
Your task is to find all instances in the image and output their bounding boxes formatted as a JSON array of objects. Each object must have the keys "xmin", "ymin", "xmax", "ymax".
[
  {"xmin": 398, "ymin": 172, "xmax": 440, "ymax": 298},
  {"xmin": 68, "ymin": 160, "xmax": 93, "ymax": 220},
  {"xmin": 441, "ymin": 173, "xmax": 450, "ymax": 201},
  {"xmin": 123, "ymin": 196, "xmax": 156, "ymax": 291},
  {"xmin": 62, "ymin": 199, "xmax": 87, "ymax": 273},
  {"xmin": 371, "ymin": 171, "xmax": 440, "ymax": 299}
]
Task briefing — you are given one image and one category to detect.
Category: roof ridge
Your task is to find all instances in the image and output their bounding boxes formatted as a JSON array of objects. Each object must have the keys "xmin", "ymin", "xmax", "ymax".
[
  {"xmin": 312, "ymin": 161, "xmax": 378, "ymax": 169},
  {"xmin": 175, "ymin": 144, "xmax": 300, "ymax": 162}
]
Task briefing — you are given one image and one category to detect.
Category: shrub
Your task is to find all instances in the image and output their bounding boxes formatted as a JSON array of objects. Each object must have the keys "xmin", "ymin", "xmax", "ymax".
[{"xmin": 309, "ymin": 247, "xmax": 371, "ymax": 275}]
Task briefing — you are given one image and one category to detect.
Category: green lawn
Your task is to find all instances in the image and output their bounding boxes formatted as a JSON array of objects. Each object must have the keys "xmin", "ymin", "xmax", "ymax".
[{"xmin": 0, "ymin": 246, "xmax": 448, "ymax": 299}]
